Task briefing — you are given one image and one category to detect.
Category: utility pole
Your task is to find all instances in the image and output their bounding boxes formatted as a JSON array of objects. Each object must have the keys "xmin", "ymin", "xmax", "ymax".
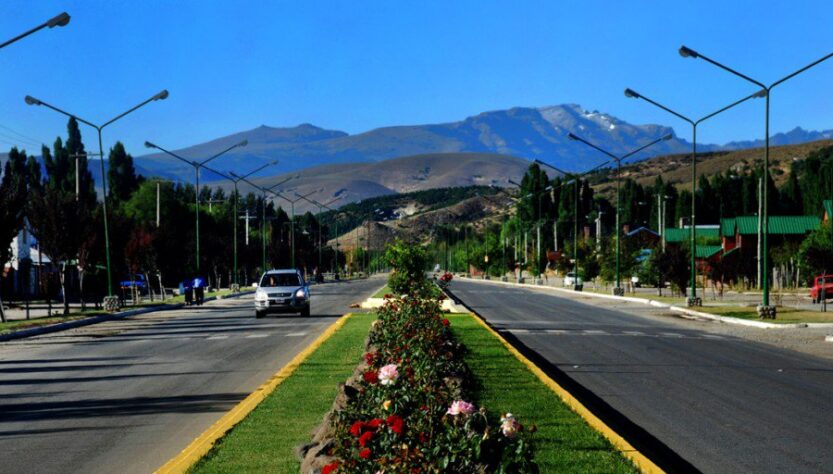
[{"xmin": 156, "ymin": 181, "xmax": 160, "ymax": 227}]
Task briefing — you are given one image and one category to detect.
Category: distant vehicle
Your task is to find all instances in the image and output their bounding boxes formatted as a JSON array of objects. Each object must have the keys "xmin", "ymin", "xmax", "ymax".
[
  {"xmin": 254, "ymin": 269, "xmax": 310, "ymax": 318},
  {"xmin": 810, "ymin": 275, "xmax": 833, "ymax": 304},
  {"xmin": 563, "ymin": 272, "xmax": 583, "ymax": 287},
  {"xmin": 120, "ymin": 274, "xmax": 148, "ymax": 295},
  {"xmin": 631, "ymin": 275, "xmax": 641, "ymax": 288}
]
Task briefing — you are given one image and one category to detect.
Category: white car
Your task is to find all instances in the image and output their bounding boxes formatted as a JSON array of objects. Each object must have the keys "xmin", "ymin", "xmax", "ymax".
[
  {"xmin": 564, "ymin": 272, "xmax": 583, "ymax": 287},
  {"xmin": 254, "ymin": 269, "xmax": 310, "ymax": 318}
]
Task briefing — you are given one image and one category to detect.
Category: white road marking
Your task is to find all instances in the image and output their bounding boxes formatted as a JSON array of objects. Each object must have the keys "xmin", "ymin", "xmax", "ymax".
[
  {"xmin": 583, "ymin": 330, "xmax": 608, "ymax": 335},
  {"xmin": 207, "ymin": 335, "xmax": 229, "ymax": 340},
  {"xmin": 245, "ymin": 334, "xmax": 269, "ymax": 338},
  {"xmin": 508, "ymin": 329, "xmax": 530, "ymax": 334},
  {"xmin": 660, "ymin": 332, "xmax": 684, "ymax": 338},
  {"xmin": 623, "ymin": 331, "xmax": 645, "ymax": 336},
  {"xmin": 286, "ymin": 332, "xmax": 308, "ymax": 337},
  {"xmin": 701, "ymin": 334, "xmax": 724, "ymax": 340},
  {"xmin": 545, "ymin": 329, "xmax": 567, "ymax": 334}
]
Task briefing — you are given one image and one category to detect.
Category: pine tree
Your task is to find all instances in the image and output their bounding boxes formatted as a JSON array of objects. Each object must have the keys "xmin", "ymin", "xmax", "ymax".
[{"xmin": 108, "ymin": 141, "xmax": 141, "ymax": 203}]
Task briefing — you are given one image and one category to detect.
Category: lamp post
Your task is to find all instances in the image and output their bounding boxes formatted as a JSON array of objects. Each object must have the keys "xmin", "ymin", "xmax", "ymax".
[
  {"xmin": 678, "ymin": 45, "xmax": 833, "ymax": 318},
  {"xmin": 145, "ymin": 140, "xmax": 246, "ymax": 274},
  {"xmin": 624, "ymin": 88, "xmax": 764, "ymax": 306},
  {"xmin": 293, "ymin": 194, "xmax": 343, "ymax": 274},
  {"xmin": 531, "ymin": 158, "xmax": 615, "ymax": 290},
  {"xmin": 26, "ymin": 91, "xmax": 169, "ymax": 303},
  {"xmin": 1, "ymin": 12, "xmax": 69, "ymax": 50},
  {"xmin": 557, "ymin": 134, "xmax": 671, "ymax": 295},
  {"xmin": 214, "ymin": 161, "xmax": 278, "ymax": 286}
]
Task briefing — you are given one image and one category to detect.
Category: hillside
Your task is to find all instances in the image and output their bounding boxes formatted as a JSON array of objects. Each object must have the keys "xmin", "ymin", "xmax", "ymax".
[
  {"xmin": 590, "ymin": 139, "xmax": 833, "ymax": 197},
  {"xmin": 329, "ymin": 191, "xmax": 515, "ymax": 251}
]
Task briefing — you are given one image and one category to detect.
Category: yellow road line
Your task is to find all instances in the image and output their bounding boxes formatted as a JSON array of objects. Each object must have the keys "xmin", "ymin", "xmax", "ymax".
[
  {"xmin": 155, "ymin": 313, "xmax": 355, "ymax": 474},
  {"xmin": 465, "ymin": 312, "xmax": 665, "ymax": 474}
]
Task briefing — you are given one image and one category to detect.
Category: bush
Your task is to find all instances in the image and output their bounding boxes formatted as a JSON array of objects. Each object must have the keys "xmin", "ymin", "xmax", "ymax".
[{"xmin": 385, "ymin": 240, "xmax": 436, "ymax": 298}]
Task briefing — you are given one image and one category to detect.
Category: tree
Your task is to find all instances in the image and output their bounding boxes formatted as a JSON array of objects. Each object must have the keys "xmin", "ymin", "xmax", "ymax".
[
  {"xmin": 0, "ymin": 148, "xmax": 30, "ymax": 322},
  {"xmin": 124, "ymin": 227, "xmax": 157, "ymax": 303},
  {"xmin": 108, "ymin": 141, "xmax": 141, "ymax": 203},
  {"xmin": 28, "ymin": 182, "xmax": 91, "ymax": 315},
  {"xmin": 799, "ymin": 221, "xmax": 833, "ymax": 284}
]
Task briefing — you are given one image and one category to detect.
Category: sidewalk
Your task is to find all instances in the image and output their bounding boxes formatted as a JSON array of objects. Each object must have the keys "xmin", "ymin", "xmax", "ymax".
[{"xmin": 0, "ymin": 290, "xmax": 253, "ymax": 342}]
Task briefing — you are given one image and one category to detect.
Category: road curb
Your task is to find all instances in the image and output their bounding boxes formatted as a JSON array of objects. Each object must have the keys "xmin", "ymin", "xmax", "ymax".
[
  {"xmin": 459, "ymin": 277, "xmax": 833, "ymax": 329},
  {"xmin": 0, "ymin": 291, "xmax": 254, "ymax": 342},
  {"xmin": 447, "ymin": 296, "xmax": 665, "ymax": 474},
  {"xmin": 154, "ymin": 312, "xmax": 356, "ymax": 474}
]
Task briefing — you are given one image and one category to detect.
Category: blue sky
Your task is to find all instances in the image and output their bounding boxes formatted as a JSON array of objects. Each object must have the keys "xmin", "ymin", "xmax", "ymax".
[{"xmin": 2, "ymin": 1, "xmax": 833, "ymax": 157}]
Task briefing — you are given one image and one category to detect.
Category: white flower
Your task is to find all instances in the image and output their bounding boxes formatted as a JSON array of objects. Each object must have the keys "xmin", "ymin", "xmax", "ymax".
[
  {"xmin": 379, "ymin": 364, "xmax": 399, "ymax": 385},
  {"xmin": 500, "ymin": 413, "xmax": 521, "ymax": 438}
]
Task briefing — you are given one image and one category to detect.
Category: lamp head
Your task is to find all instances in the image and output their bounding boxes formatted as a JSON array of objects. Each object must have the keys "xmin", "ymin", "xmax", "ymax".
[
  {"xmin": 24, "ymin": 95, "xmax": 42, "ymax": 106},
  {"xmin": 678, "ymin": 45, "xmax": 699, "ymax": 59},
  {"xmin": 153, "ymin": 90, "xmax": 169, "ymax": 101},
  {"xmin": 624, "ymin": 88, "xmax": 640, "ymax": 99},
  {"xmin": 662, "ymin": 133, "xmax": 674, "ymax": 141},
  {"xmin": 47, "ymin": 12, "xmax": 70, "ymax": 28},
  {"xmin": 144, "ymin": 141, "xmax": 157, "ymax": 149},
  {"xmin": 238, "ymin": 139, "xmax": 248, "ymax": 147},
  {"xmin": 753, "ymin": 89, "xmax": 768, "ymax": 98},
  {"xmin": 269, "ymin": 160, "xmax": 279, "ymax": 165},
  {"xmin": 567, "ymin": 132, "xmax": 579, "ymax": 141}
]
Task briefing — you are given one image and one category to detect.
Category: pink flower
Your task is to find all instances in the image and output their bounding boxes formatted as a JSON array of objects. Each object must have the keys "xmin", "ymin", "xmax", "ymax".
[
  {"xmin": 446, "ymin": 400, "xmax": 476, "ymax": 416},
  {"xmin": 379, "ymin": 364, "xmax": 399, "ymax": 385}
]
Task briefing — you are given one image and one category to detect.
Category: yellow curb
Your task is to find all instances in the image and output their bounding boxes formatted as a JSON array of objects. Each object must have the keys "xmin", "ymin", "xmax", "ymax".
[
  {"xmin": 155, "ymin": 313, "xmax": 356, "ymax": 474},
  {"xmin": 465, "ymin": 312, "xmax": 665, "ymax": 474}
]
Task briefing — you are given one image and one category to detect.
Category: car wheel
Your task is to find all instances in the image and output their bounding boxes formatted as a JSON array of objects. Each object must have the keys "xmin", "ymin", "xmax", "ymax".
[
  {"xmin": 301, "ymin": 306, "xmax": 310, "ymax": 317},
  {"xmin": 255, "ymin": 310, "xmax": 265, "ymax": 318}
]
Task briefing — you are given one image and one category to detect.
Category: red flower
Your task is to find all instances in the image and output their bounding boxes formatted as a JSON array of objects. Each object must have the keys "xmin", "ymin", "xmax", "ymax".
[
  {"xmin": 386, "ymin": 414, "xmax": 404, "ymax": 435},
  {"xmin": 363, "ymin": 370, "xmax": 378, "ymax": 384},
  {"xmin": 383, "ymin": 293, "xmax": 393, "ymax": 299},
  {"xmin": 350, "ymin": 421, "xmax": 365, "ymax": 437},
  {"xmin": 359, "ymin": 448, "xmax": 372, "ymax": 459},
  {"xmin": 364, "ymin": 352, "xmax": 376, "ymax": 365},
  {"xmin": 322, "ymin": 462, "xmax": 339, "ymax": 474},
  {"xmin": 366, "ymin": 418, "xmax": 384, "ymax": 430},
  {"xmin": 441, "ymin": 318, "xmax": 450, "ymax": 327},
  {"xmin": 359, "ymin": 430, "xmax": 374, "ymax": 447},
  {"xmin": 419, "ymin": 431, "xmax": 429, "ymax": 443}
]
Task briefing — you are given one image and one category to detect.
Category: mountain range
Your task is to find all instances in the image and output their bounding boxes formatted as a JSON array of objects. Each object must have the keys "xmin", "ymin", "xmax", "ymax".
[{"xmin": 3, "ymin": 103, "xmax": 832, "ymax": 211}]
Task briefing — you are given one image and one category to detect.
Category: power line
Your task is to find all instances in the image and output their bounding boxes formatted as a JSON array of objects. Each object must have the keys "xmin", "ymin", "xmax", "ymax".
[{"xmin": 0, "ymin": 124, "xmax": 45, "ymax": 146}]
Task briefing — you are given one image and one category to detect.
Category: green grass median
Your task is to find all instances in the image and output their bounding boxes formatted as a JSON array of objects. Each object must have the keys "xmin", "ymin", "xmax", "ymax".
[
  {"xmin": 187, "ymin": 312, "xmax": 637, "ymax": 473},
  {"xmin": 448, "ymin": 314, "xmax": 636, "ymax": 473}
]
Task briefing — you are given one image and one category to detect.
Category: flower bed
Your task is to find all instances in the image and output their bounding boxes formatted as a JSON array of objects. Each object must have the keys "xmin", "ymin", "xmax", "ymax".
[{"xmin": 300, "ymin": 243, "xmax": 536, "ymax": 473}]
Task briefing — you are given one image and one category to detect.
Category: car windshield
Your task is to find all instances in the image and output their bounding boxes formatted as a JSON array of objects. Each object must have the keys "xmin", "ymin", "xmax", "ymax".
[{"xmin": 261, "ymin": 273, "xmax": 301, "ymax": 287}]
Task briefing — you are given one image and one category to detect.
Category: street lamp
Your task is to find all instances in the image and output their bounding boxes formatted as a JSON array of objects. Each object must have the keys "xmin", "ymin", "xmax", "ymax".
[
  {"xmin": 560, "ymin": 134, "xmax": 671, "ymax": 295},
  {"xmin": 214, "ymin": 161, "xmax": 278, "ymax": 286},
  {"xmin": 144, "ymin": 139, "xmax": 247, "ymax": 274},
  {"xmin": 26, "ymin": 91, "xmax": 169, "ymax": 303},
  {"xmin": 624, "ymin": 88, "xmax": 764, "ymax": 306},
  {"xmin": 678, "ymin": 45, "xmax": 833, "ymax": 318},
  {"xmin": 1, "ymin": 12, "xmax": 70, "ymax": 50},
  {"xmin": 531, "ymin": 159, "xmax": 613, "ymax": 290},
  {"xmin": 293, "ymin": 194, "xmax": 343, "ymax": 274}
]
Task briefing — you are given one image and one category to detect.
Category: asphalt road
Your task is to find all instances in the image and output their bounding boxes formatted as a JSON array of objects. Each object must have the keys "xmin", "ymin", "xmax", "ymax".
[
  {"xmin": 450, "ymin": 279, "xmax": 833, "ymax": 474},
  {"xmin": 0, "ymin": 277, "xmax": 383, "ymax": 474}
]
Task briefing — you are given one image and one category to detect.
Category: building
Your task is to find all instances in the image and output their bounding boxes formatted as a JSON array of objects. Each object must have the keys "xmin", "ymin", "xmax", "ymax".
[{"xmin": 2, "ymin": 218, "xmax": 51, "ymax": 297}]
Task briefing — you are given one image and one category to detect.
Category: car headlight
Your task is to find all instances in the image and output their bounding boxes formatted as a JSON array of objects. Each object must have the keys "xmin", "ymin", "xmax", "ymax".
[
  {"xmin": 255, "ymin": 290, "xmax": 268, "ymax": 301},
  {"xmin": 295, "ymin": 288, "xmax": 306, "ymax": 299}
]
